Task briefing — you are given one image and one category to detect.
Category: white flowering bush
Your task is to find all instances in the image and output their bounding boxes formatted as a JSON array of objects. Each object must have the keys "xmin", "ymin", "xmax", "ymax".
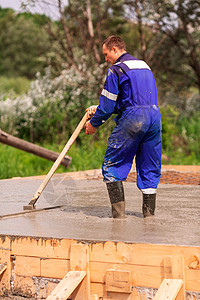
[{"xmin": 0, "ymin": 64, "xmax": 105, "ymax": 142}]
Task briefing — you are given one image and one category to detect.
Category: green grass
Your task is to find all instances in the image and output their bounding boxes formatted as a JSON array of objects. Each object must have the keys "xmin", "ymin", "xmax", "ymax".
[
  {"xmin": 162, "ymin": 150, "xmax": 200, "ymax": 165},
  {"xmin": 0, "ymin": 76, "xmax": 31, "ymax": 97},
  {"xmin": 0, "ymin": 144, "xmax": 63, "ymax": 179},
  {"xmin": 1, "ymin": 136, "xmax": 199, "ymax": 180},
  {"xmin": 1, "ymin": 110, "xmax": 200, "ymax": 180},
  {"xmin": 0, "ymin": 138, "xmax": 107, "ymax": 180}
]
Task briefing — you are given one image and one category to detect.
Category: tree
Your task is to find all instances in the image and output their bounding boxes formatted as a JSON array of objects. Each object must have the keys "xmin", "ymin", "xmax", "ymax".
[
  {"xmin": 20, "ymin": 0, "xmax": 126, "ymax": 72},
  {"xmin": 0, "ymin": 7, "xmax": 50, "ymax": 78},
  {"xmin": 18, "ymin": 0, "xmax": 200, "ymax": 97},
  {"xmin": 124, "ymin": 0, "xmax": 200, "ymax": 97},
  {"xmin": 149, "ymin": 0, "xmax": 200, "ymax": 94}
]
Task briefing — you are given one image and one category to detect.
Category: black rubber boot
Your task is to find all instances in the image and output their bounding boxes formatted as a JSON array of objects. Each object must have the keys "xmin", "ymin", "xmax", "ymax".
[
  {"xmin": 106, "ymin": 181, "xmax": 125, "ymax": 218},
  {"xmin": 142, "ymin": 193, "xmax": 156, "ymax": 217}
]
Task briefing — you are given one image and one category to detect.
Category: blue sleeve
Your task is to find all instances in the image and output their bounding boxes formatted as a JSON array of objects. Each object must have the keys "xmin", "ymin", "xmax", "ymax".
[{"xmin": 90, "ymin": 68, "xmax": 119, "ymax": 127}]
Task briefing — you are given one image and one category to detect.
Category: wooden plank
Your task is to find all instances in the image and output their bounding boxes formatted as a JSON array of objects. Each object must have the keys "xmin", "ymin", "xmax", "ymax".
[
  {"xmin": 10, "ymin": 237, "xmax": 200, "ymax": 271},
  {"xmin": 90, "ymin": 261, "xmax": 162, "ymax": 288},
  {"xmin": 90, "ymin": 242, "xmax": 200, "ymax": 267},
  {"xmin": 163, "ymin": 255, "xmax": 184, "ymax": 280},
  {"xmin": 185, "ymin": 268, "xmax": 200, "ymax": 291},
  {"xmin": 163, "ymin": 255, "xmax": 185, "ymax": 299},
  {"xmin": 106, "ymin": 269, "xmax": 132, "ymax": 293},
  {"xmin": 40, "ymin": 258, "xmax": 70, "ymax": 279},
  {"xmin": 14, "ymin": 256, "xmax": 40, "ymax": 277},
  {"xmin": 70, "ymin": 244, "xmax": 90, "ymax": 299},
  {"xmin": 90, "ymin": 261, "xmax": 200, "ymax": 292},
  {"xmin": 106, "ymin": 292, "xmax": 133, "ymax": 299},
  {"xmin": 90, "ymin": 294, "xmax": 98, "ymax": 300},
  {"xmin": 46, "ymin": 271, "xmax": 86, "ymax": 300},
  {"xmin": 0, "ymin": 264, "xmax": 7, "ymax": 276},
  {"xmin": 153, "ymin": 279, "xmax": 183, "ymax": 300},
  {"xmin": 70, "ymin": 244, "xmax": 89, "ymax": 271},
  {"xmin": 90, "ymin": 282, "xmax": 104, "ymax": 298},
  {"xmin": 10, "ymin": 236, "xmax": 75, "ymax": 259},
  {"xmin": 0, "ymin": 237, "xmax": 11, "ymax": 295}
]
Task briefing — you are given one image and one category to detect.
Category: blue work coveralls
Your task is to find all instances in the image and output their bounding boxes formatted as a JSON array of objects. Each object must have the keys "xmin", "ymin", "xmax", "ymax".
[{"xmin": 90, "ymin": 53, "xmax": 162, "ymax": 191}]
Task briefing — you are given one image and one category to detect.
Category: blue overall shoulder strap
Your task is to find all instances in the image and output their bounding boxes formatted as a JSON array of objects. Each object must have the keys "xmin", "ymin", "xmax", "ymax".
[{"xmin": 114, "ymin": 59, "xmax": 151, "ymax": 74}]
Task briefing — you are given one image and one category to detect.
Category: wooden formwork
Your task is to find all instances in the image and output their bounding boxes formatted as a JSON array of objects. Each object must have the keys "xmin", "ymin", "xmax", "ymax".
[{"xmin": 0, "ymin": 235, "xmax": 200, "ymax": 299}]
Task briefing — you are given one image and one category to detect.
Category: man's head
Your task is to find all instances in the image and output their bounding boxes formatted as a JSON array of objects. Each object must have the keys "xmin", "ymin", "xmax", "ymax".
[{"xmin": 102, "ymin": 36, "xmax": 126, "ymax": 65}]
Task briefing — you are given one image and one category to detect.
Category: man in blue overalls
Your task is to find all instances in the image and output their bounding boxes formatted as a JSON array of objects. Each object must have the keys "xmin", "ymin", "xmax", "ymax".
[{"xmin": 85, "ymin": 36, "xmax": 162, "ymax": 218}]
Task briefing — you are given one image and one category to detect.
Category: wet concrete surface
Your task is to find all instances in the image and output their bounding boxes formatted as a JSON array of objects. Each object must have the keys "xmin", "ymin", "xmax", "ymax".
[{"xmin": 0, "ymin": 175, "xmax": 200, "ymax": 246}]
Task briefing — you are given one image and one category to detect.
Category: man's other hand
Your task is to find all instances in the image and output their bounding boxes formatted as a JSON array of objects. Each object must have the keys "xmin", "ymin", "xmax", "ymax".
[
  {"xmin": 86, "ymin": 105, "xmax": 98, "ymax": 119},
  {"xmin": 85, "ymin": 121, "xmax": 97, "ymax": 135}
]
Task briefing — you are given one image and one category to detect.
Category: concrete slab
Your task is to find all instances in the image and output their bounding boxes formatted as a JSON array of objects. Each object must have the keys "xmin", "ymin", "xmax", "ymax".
[{"xmin": 0, "ymin": 174, "xmax": 200, "ymax": 246}]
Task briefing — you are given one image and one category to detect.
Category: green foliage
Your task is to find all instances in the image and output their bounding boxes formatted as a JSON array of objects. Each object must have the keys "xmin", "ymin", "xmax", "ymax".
[
  {"xmin": 148, "ymin": 0, "xmax": 200, "ymax": 94},
  {"xmin": 160, "ymin": 105, "xmax": 179, "ymax": 152},
  {"xmin": 0, "ymin": 66, "xmax": 103, "ymax": 142},
  {"xmin": 160, "ymin": 106, "xmax": 200, "ymax": 165},
  {"xmin": 0, "ymin": 137, "xmax": 107, "ymax": 180},
  {"xmin": 67, "ymin": 136, "xmax": 107, "ymax": 171},
  {"xmin": 17, "ymin": 11, "xmax": 50, "ymax": 26},
  {"xmin": 0, "ymin": 76, "xmax": 31, "ymax": 97},
  {"xmin": 0, "ymin": 7, "xmax": 50, "ymax": 78},
  {"xmin": 165, "ymin": 150, "xmax": 199, "ymax": 165},
  {"xmin": 0, "ymin": 143, "xmax": 66, "ymax": 179},
  {"xmin": 177, "ymin": 112, "xmax": 200, "ymax": 159}
]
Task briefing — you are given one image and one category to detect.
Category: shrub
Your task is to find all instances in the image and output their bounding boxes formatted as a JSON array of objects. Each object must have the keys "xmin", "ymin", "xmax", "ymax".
[{"xmin": 0, "ymin": 64, "xmax": 104, "ymax": 142}]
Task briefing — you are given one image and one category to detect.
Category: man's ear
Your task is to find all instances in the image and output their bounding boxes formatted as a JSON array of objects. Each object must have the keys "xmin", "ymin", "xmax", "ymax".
[{"xmin": 112, "ymin": 46, "xmax": 118, "ymax": 53}]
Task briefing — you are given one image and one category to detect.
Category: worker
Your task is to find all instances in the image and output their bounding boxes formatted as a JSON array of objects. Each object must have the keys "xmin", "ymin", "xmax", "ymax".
[{"xmin": 85, "ymin": 35, "xmax": 162, "ymax": 218}]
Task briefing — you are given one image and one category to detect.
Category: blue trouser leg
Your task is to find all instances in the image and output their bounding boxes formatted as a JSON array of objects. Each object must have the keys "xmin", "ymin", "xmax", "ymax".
[
  {"xmin": 136, "ymin": 117, "xmax": 162, "ymax": 189},
  {"xmin": 102, "ymin": 107, "xmax": 162, "ymax": 189},
  {"xmin": 102, "ymin": 123, "xmax": 138, "ymax": 182},
  {"xmin": 102, "ymin": 107, "xmax": 148, "ymax": 182}
]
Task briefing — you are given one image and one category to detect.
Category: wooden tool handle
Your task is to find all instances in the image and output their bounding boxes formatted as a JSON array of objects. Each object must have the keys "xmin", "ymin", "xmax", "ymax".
[{"xmin": 25, "ymin": 113, "xmax": 89, "ymax": 209}]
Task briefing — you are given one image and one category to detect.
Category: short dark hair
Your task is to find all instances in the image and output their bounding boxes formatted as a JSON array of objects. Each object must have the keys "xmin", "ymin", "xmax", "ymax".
[{"xmin": 102, "ymin": 36, "xmax": 126, "ymax": 51}]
